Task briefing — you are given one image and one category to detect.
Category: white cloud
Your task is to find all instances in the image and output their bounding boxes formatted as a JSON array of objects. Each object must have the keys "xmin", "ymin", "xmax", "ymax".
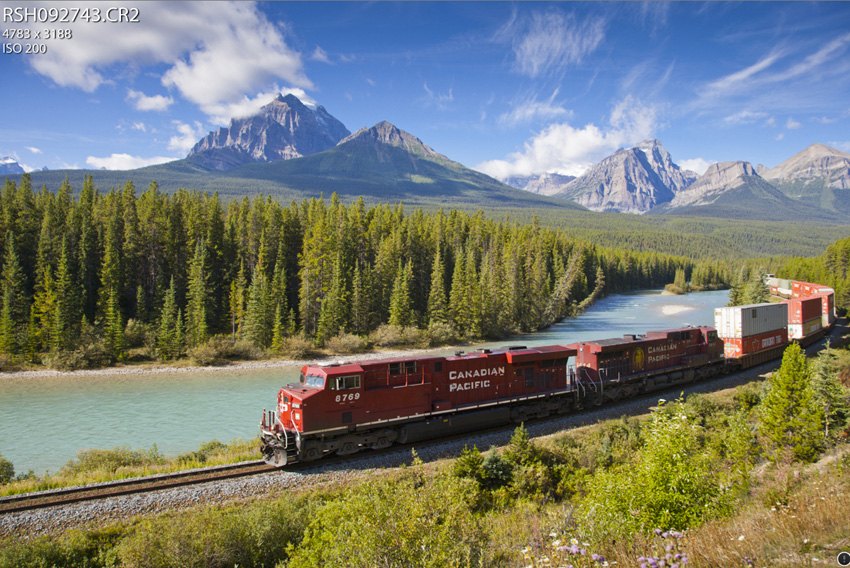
[
  {"xmin": 785, "ymin": 117, "xmax": 802, "ymax": 130},
  {"xmin": 168, "ymin": 121, "xmax": 207, "ymax": 154},
  {"xmin": 203, "ymin": 87, "xmax": 318, "ymax": 126},
  {"xmin": 25, "ymin": 146, "xmax": 42, "ymax": 154},
  {"xmin": 420, "ymin": 83, "xmax": 453, "ymax": 111},
  {"xmin": 722, "ymin": 110, "xmax": 770, "ymax": 126},
  {"xmin": 132, "ymin": 122, "xmax": 147, "ymax": 132},
  {"xmin": 499, "ymin": 8, "xmax": 606, "ymax": 78},
  {"xmin": 126, "ymin": 89, "xmax": 174, "ymax": 112},
  {"xmin": 311, "ymin": 46, "xmax": 332, "ymax": 64},
  {"xmin": 477, "ymin": 96, "xmax": 659, "ymax": 179},
  {"xmin": 775, "ymin": 133, "xmax": 785, "ymax": 141},
  {"xmin": 86, "ymin": 154, "xmax": 175, "ymax": 170},
  {"xmin": 16, "ymin": 2, "xmax": 311, "ymax": 120},
  {"xmin": 678, "ymin": 158, "xmax": 714, "ymax": 175},
  {"xmin": 498, "ymin": 89, "xmax": 571, "ymax": 127}
]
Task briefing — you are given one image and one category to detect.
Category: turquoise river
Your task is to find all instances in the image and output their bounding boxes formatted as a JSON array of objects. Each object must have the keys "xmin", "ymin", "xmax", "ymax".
[{"xmin": 0, "ymin": 289, "xmax": 729, "ymax": 475}]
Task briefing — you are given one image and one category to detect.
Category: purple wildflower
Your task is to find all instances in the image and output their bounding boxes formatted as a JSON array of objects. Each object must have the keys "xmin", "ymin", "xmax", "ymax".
[{"xmin": 654, "ymin": 529, "xmax": 663, "ymax": 536}]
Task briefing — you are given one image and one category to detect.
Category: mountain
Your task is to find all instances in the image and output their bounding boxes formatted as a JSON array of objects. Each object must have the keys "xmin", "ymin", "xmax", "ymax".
[
  {"xmin": 764, "ymin": 143, "xmax": 850, "ymax": 190},
  {"xmin": 650, "ymin": 160, "xmax": 845, "ymax": 222},
  {"xmin": 504, "ymin": 173, "xmax": 576, "ymax": 196},
  {"xmin": 219, "ymin": 120, "xmax": 586, "ymax": 209},
  {"xmin": 0, "ymin": 157, "xmax": 25, "ymax": 175},
  {"xmin": 552, "ymin": 139, "xmax": 697, "ymax": 214},
  {"xmin": 760, "ymin": 143, "xmax": 850, "ymax": 216},
  {"xmin": 187, "ymin": 94, "xmax": 350, "ymax": 171}
]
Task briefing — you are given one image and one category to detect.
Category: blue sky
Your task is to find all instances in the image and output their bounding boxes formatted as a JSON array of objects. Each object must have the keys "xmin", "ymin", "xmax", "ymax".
[{"xmin": 1, "ymin": 1, "xmax": 849, "ymax": 178}]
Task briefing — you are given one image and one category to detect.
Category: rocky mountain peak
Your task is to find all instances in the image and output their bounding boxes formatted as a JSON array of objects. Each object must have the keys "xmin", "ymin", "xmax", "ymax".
[
  {"xmin": 668, "ymin": 161, "xmax": 764, "ymax": 207},
  {"xmin": 187, "ymin": 94, "xmax": 350, "ymax": 171},
  {"xmin": 552, "ymin": 140, "xmax": 696, "ymax": 214},
  {"xmin": 339, "ymin": 121, "xmax": 448, "ymax": 161},
  {"xmin": 0, "ymin": 157, "xmax": 25, "ymax": 175},
  {"xmin": 763, "ymin": 143, "xmax": 850, "ymax": 189}
]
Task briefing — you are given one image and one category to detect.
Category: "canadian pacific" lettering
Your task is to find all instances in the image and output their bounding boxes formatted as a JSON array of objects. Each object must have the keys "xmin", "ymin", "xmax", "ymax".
[{"xmin": 448, "ymin": 366, "xmax": 504, "ymax": 393}]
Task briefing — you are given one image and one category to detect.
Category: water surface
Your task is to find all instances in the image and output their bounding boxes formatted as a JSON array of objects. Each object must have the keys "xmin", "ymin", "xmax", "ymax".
[{"xmin": 0, "ymin": 289, "xmax": 728, "ymax": 474}]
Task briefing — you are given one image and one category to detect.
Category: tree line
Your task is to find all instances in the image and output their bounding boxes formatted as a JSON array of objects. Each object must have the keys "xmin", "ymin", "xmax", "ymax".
[{"xmin": 0, "ymin": 174, "xmax": 719, "ymax": 367}]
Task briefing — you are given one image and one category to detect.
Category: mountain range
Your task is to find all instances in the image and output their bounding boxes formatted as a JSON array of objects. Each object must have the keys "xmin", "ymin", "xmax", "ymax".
[
  {"xmin": 3, "ymin": 94, "xmax": 850, "ymax": 223},
  {"xmin": 506, "ymin": 139, "xmax": 850, "ymax": 222}
]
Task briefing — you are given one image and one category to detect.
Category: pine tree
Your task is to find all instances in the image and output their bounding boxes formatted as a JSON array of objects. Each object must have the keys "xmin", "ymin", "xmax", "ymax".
[
  {"xmin": 427, "ymin": 250, "xmax": 448, "ymax": 325},
  {"xmin": 185, "ymin": 238, "xmax": 209, "ymax": 347},
  {"xmin": 0, "ymin": 233, "xmax": 28, "ymax": 354},
  {"xmin": 102, "ymin": 285, "xmax": 124, "ymax": 362},
  {"xmin": 229, "ymin": 260, "xmax": 248, "ymax": 340},
  {"xmin": 53, "ymin": 237, "xmax": 78, "ymax": 352},
  {"xmin": 157, "ymin": 277, "xmax": 180, "ymax": 361},
  {"xmin": 809, "ymin": 345, "xmax": 850, "ymax": 440},
  {"xmin": 758, "ymin": 343, "xmax": 824, "ymax": 462},
  {"xmin": 388, "ymin": 260, "xmax": 414, "ymax": 328}
]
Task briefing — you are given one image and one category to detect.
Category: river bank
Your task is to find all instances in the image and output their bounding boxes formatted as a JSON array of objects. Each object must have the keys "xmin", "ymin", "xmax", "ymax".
[{"xmin": 0, "ymin": 345, "xmax": 449, "ymax": 382}]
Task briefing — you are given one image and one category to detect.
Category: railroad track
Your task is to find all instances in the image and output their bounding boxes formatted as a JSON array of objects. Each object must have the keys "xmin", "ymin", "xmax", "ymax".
[{"xmin": 0, "ymin": 460, "xmax": 277, "ymax": 515}]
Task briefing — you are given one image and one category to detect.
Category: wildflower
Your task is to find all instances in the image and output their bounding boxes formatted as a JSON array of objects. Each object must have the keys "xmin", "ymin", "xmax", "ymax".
[
  {"xmin": 654, "ymin": 529, "xmax": 663, "ymax": 536},
  {"xmin": 572, "ymin": 538, "xmax": 579, "ymax": 545},
  {"xmin": 738, "ymin": 535, "xmax": 745, "ymax": 541}
]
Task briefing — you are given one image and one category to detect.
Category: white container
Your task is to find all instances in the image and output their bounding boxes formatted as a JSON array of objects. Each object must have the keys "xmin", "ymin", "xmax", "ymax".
[{"xmin": 714, "ymin": 303, "xmax": 788, "ymax": 339}]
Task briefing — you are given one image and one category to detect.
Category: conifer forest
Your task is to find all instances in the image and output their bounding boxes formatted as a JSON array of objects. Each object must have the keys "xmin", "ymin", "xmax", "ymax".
[{"xmin": 0, "ymin": 174, "xmax": 726, "ymax": 368}]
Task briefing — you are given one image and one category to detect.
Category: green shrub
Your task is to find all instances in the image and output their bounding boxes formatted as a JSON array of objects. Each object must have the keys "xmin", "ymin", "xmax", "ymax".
[
  {"xmin": 117, "ymin": 497, "xmax": 316, "ymax": 568},
  {"xmin": 369, "ymin": 324, "xmax": 404, "ymax": 347},
  {"xmin": 425, "ymin": 321, "xmax": 457, "ymax": 346},
  {"xmin": 326, "ymin": 333, "xmax": 369, "ymax": 354},
  {"xmin": 190, "ymin": 335, "xmax": 261, "ymax": 366},
  {"xmin": 288, "ymin": 472, "xmax": 484, "ymax": 568},
  {"xmin": 123, "ymin": 318, "xmax": 152, "ymax": 348},
  {"xmin": 177, "ymin": 440, "xmax": 228, "ymax": 464},
  {"xmin": 581, "ymin": 399, "xmax": 734, "ymax": 537},
  {"xmin": 280, "ymin": 335, "xmax": 318, "ymax": 359},
  {"xmin": 0, "ymin": 452, "xmax": 13, "ymax": 484},
  {"xmin": 61, "ymin": 446, "xmax": 165, "ymax": 476}
]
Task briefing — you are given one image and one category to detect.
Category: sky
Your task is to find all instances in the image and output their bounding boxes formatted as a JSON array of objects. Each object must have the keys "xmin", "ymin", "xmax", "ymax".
[{"xmin": 1, "ymin": 1, "xmax": 849, "ymax": 179}]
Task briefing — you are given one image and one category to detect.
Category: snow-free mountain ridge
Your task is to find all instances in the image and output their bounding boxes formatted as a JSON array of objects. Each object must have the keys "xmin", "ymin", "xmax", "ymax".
[{"xmin": 187, "ymin": 94, "xmax": 350, "ymax": 171}]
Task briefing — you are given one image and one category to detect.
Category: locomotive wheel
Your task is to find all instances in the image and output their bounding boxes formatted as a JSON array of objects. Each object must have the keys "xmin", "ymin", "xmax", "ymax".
[
  {"xmin": 337, "ymin": 440, "xmax": 359, "ymax": 455},
  {"xmin": 302, "ymin": 447, "xmax": 322, "ymax": 461},
  {"xmin": 373, "ymin": 436, "xmax": 392, "ymax": 450}
]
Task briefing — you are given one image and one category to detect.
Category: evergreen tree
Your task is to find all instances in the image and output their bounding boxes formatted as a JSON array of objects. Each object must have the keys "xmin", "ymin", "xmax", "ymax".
[
  {"xmin": 53, "ymin": 237, "xmax": 78, "ymax": 352},
  {"xmin": 102, "ymin": 285, "xmax": 124, "ymax": 362},
  {"xmin": 810, "ymin": 345, "xmax": 850, "ymax": 440},
  {"xmin": 157, "ymin": 277, "xmax": 180, "ymax": 360},
  {"xmin": 185, "ymin": 238, "xmax": 209, "ymax": 347},
  {"xmin": 758, "ymin": 343, "xmax": 824, "ymax": 462},
  {"xmin": 426, "ymin": 250, "xmax": 448, "ymax": 325},
  {"xmin": 0, "ymin": 233, "xmax": 28, "ymax": 354},
  {"xmin": 229, "ymin": 260, "xmax": 248, "ymax": 340},
  {"xmin": 388, "ymin": 260, "xmax": 414, "ymax": 328}
]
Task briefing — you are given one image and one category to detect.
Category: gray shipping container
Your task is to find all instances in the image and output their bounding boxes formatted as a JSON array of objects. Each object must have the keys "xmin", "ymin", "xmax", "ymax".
[{"xmin": 714, "ymin": 302, "xmax": 788, "ymax": 339}]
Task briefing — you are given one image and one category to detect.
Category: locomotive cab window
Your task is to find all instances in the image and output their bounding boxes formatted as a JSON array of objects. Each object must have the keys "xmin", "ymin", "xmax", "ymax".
[
  {"xmin": 389, "ymin": 363, "xmax": 402, "ymax": 375},
  {"xmin": 302, "ymin": 374, "xmax": 325, "ymax": 388},
  {"xmin": 334, "ymin": 375, "xmax": 361, "ymax": 390},
  {"xmin": 404, "ymin": 361, "xmax": 417, "ymax": 374}
]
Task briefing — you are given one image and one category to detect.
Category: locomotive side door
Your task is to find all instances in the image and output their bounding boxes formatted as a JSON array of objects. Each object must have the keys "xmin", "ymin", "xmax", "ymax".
[{"xmin": 330, "ymin": 374, "xmax": 364, "ymax": 428}]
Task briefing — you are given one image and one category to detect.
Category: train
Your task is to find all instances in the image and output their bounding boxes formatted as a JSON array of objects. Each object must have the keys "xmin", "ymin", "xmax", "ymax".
[{"xmin": 259, "ymin": 279, "xmax": 837, "ymax": 466}]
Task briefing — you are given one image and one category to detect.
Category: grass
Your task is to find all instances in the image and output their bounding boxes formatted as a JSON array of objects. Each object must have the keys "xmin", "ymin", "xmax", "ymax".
[
  {"xmin": 2, "ymin": 343, "xmax": 849, "ymax": 568},
  {"xmin": 0, "ymin": 438, "xmax": 261, "ymax": 497}
]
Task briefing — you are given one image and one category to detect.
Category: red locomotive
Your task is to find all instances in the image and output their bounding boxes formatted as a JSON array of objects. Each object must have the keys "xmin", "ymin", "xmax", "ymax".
[
  {"xmin": 260, "ymin": 327, "xmax": 724, "ymax": 466},
  {"xmin": 260, "ymin": 279, "xmax": 837, "ymax": 466}
]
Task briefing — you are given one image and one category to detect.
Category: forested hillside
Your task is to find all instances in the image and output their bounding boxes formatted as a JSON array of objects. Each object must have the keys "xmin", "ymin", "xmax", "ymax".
[{"xmin": 0, "ymin": 174, "xmax": 722, "ymax": 369}]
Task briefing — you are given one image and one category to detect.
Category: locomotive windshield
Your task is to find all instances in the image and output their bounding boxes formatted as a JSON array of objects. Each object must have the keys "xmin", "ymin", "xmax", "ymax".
[{"xmin": 299, "ymin": 372, "xmax": 325, "ymax": 388}]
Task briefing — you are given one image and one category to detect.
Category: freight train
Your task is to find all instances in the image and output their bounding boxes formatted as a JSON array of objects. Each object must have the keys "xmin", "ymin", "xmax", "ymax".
[{"xmin": 259, "ymin": 280, "xmax": 837, "ymax": 466}]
